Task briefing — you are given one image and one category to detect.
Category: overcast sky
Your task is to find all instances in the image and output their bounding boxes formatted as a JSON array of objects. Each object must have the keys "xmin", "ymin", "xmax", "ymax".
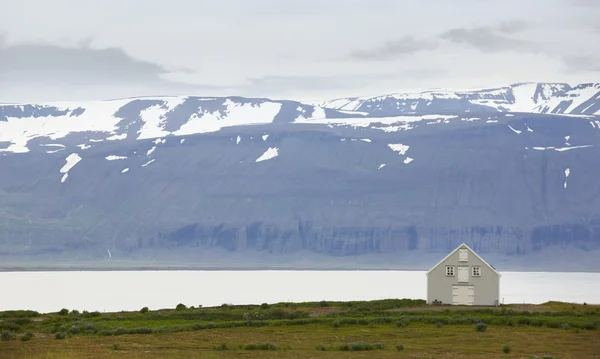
[{"xmin": 1, "ymin": 0, "xmax": 599, "ymax": 103}]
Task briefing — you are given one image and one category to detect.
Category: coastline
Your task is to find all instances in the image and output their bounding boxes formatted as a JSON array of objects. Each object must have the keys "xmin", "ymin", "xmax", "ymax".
[{"xmin": 1, "ymin": 264, "xmax": 599, "ymax": 273}]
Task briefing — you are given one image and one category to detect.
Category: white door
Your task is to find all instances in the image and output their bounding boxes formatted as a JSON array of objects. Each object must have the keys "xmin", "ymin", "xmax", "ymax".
[
  {"xmin": 457, "ymin": 266, "xmax": 470, "ymax": 283},
  {"xmin": 452, "ymin": 285, "xmax": 475, "ymax": 305}
]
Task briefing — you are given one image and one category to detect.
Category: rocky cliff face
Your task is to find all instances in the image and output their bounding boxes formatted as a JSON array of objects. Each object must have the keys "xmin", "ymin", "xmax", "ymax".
[{"xmin": 1, "ymin": 90, "xmax": 600, "ymax": 270}]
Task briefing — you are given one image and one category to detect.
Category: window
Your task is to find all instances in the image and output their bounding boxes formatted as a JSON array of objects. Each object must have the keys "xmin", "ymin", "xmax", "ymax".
[
  {"xmin": 445, "ymin": 265, "xmax": 455, "ymax": 276},
  {"xmin": 472, "ymin": 266, "xmax": 481, "ymax": 277},
  {"xmin": 459, "ymin": 248, "xmax": 468, "ymax": 262}
]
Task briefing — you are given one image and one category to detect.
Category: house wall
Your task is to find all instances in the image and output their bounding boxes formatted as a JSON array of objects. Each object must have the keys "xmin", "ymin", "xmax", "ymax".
[{"xmin": 427, "ymin": 246, "xmax": 500, "ymax": 306}]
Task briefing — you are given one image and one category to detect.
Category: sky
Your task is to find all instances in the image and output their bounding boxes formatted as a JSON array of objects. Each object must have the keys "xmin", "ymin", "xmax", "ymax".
[{"xmin": 1, "ymin": 0, "xmax": 599, "ymax": 103}]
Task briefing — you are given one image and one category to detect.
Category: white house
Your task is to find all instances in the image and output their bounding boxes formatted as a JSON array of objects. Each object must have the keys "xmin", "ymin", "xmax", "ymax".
[{"xmin": 426, "ymin": 243, "xmax": 501, "ymax": 306}]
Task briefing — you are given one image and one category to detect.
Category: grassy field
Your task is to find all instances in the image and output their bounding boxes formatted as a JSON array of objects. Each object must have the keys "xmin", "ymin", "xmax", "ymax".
[{"xmin": 1, "ymin": 299, "xmax": 599, "ymax": 358}]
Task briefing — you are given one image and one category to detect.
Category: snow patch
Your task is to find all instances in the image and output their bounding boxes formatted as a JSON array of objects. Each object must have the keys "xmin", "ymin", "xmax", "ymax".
[
  {"xmin": 137, "ymin": 97, "xmax": 187, "ymax": 140},
  {"xmin": 256, "ymin": 147, "xmax": 279, "ymax": 162},
  {"xmin": 533, "ymin": 145, "xmax": 593, "ymax": 152},
  {"xmin": 77, "ymin": 144, "xmax": 91, "ymax": 150},
  {"xmin": 360, "ymin": 138, "xmax": 372, "ymax": 143},
  {"xmin": 507, "ymin": 124, "xmax": 522, "ymax": 134},
  {"xmin": 555, "ymin": 145, "xmax": 593, "ymax": 152},
  {"xmin": 106, "ymin": 133, "xmax": 127, "ymax": 141},
  {"xmin": 564, "ymin": 168, "xmax": 571, "ymax": 189},
  {"xmin": 388, "ymin": 144, "xmax": 410, "ymax": 155},
  {"xmin": 45, "ymin": 146, "xmax": 66, "ymax": 153},
  {"xmin": 105, "ymin": 155, "xmax": 127, "ymax": 161},
  {"xmin": 174, "ymin": 101, "xmax": 282, "ymax": 136},
  {"xmin": 262, "ymin": 134, "xmax": 269, "ymax": 141},
  {"xmin": 236, "ymin": 135, "xmax": 241, "ymax": 144},
  {"xmin": 142, "ymin": 159, "xmax": 155, "ymax": 167},
  {"xmin": 59, "ymin": 153, "xmax": 82, "ymax": 183},
  {"xmin": 0, "ymin": 99, "xmax": 131, "ymax": 153},
  {"xmin": 378, "ymin": 164, "xmax": 386, "ymax": 170},
  {"xmin": 404, "ymin": 157, "xmax": 414, "ymax": 164},
  {"xmin": 121, "ymin": 168, "xmax": 130, "ymax": 173}
]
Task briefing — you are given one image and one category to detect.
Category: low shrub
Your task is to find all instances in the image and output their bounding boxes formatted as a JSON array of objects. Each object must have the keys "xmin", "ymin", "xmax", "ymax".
[
  {"xmin": 58, "ymin": 309, "xmax": 69, "ymax": 316},
  {"xmin": 476, "ymin": 322, "xmax": 488, "ymax": 332},
  {"xmin": 85, "ymin": 324, "xmax": 96, "ymax": 333},
  {"xmin": 13, "ymin": 318, "xmax": 32, "ymax": 326},
  {"xmin": 317, "ymin": 342, "xmax": 385, "ymax": 351},
  {"xmin": 242, "ymin": 343, "xmax": 278, "ymax": 351},
  {"xmin": 140, "ymin": 307, "xmax": 149, "ymax": 314},
  {"xmin": 113, "ymin": 327, "xmax": 127, "ymax": 336},
  {"xmin": 54, "ymin": 332, "xmax": 66, "ymax": 340},
  {"xmin": 1, "ymin": 330, "xmax": 12, "ymax": 341},
  {"xmin": 131, "ymin": 327, "xmax": 153, "ymax": 335},
  {"xmin": 214, "ymin": 342, "xmax": 228, "ymax": 351},
  {"xmin": 175, "ymin": 303, "xmax": 187, "ymax": 311},
  {"xmin": 396, "ymin": 344, "xmax": 405, "ymax": 351},
  {"xmin": 503, "ymin": 345, "xmax": 511, "ymax": 354},
  {"xmin": 20, "ymin": 332, "xmax": 33, "ymax": 342},
  {"xmin": 0, "ymin": 310, "xmax": 40, "ymax": 319},
  {"xmin": 110, "ymin": 343, "xmax": 121, "ymax": 351},
  {"xmin": 0, "ymin": 322, "xmax": 21, "ymax": 332}
]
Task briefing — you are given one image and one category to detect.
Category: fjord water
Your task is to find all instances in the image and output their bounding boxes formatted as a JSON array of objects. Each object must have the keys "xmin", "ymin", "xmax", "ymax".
[{"xmin": 0, "ymin": 271, "xmax": 598, "ymax": 313}]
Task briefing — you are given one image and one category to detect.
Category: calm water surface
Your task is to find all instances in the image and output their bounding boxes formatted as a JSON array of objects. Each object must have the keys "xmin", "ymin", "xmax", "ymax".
[{"xmin": 0, "ymin": 271, "xmax": 598, "ymax": 313}]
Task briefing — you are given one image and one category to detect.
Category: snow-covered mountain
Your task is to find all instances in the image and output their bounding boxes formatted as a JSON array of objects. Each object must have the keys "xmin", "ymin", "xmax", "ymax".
[
  {"xmin": 2, "ymin": 83, "xmax": 599, "ymax": 155},
  {"xmin": 320, "ymin": 82, "xmax": 600, "ymax": 116},
  {"xmin": 2, "ymin": 83, "xmax": 600, "ymax": 271},
  {"xmin": 0, "ymin": 96, "xmax": 362, "ymax": 154}
]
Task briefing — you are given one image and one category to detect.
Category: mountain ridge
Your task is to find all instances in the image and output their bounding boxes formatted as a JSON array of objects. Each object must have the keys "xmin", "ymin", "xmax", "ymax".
[{"xmin": 320, "ymin": 82, "xmax": 600, "ymax": 117}]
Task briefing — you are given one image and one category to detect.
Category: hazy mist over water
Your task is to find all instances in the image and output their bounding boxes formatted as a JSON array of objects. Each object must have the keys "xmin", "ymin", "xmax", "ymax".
[{"xmin": 1, "ymin": 271, "xmax": 598, "ymax": 313}]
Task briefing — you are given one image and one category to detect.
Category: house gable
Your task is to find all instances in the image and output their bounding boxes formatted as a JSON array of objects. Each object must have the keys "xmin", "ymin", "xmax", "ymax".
[{"xmin": 425, "ymin": 243, "xmax": 501, "ymax": 277}]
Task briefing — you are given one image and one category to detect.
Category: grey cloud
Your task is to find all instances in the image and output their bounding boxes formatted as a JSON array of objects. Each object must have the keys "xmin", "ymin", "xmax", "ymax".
[
  {"xmin": 0, "ymin": 41, "xmax": 224, "ymax": 102},
  {"xmin": 562, "ymin": 55, "xmax": 600, "ymax": 72},
  {"xmin": 494, "ymin": 20, "xmax": 530, "ymax": 34},
  {"xmin": 348, "ymin": 20, "xmax": 531, "ymax": 62},
  {"xmin": 0, "ymin": 42, "xmax": 170, "ymax": 84},
  {"xmin": 439, "ymin": 25, "xmax": 533, "ymax": 53},
  {"xmin": 349, "ymin": 37, "xmax": 439, "ymax": 61}
]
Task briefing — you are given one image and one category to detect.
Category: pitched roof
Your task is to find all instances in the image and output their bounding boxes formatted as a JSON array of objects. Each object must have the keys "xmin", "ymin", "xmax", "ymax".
[{"xmin": 425, "ymin": 242, "xmax": 501, "ymax": 277}]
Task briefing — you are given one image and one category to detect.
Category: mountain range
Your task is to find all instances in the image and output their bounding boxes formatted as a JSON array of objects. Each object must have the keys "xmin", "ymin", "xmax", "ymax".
[{"xmin": 1, "ymin": 82, "xmax": 600, "ymax": 271}]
